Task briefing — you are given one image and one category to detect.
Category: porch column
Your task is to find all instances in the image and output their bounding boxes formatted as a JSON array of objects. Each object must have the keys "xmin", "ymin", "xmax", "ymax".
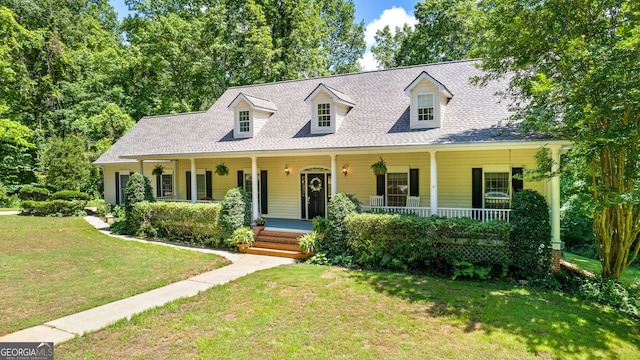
[
  {"xmin": 174, "ymin": 160, "xmax": 179, "ymax": 199},
  {"xmin": 330, "ymin": 154, "xmax": 338, "ymax": 196},
  {"xmin": 190, "ymin": 158, "xmax": 197, "ymax": 203},
  {"xmin": 251, "ymin": 156, "xmax": 259, "ymax": 222},
  {"xmin": 430, "ymin": 150, "xmax": 438, "ymax": 215},
  {"xmin": 550, "ymin": 147, "xmax": 561, "ymax": 250},
  {"xmin": 138, "ymin": 160, "xmax": 144, "ymax": 175}
]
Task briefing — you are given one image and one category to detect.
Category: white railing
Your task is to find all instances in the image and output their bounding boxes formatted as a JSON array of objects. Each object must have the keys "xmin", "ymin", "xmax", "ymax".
[
  {"xmin": 156, "ymin": 197, "xmax": 220, "ymax": 204},
  {"xmin": 362, "ymin": 206, "xmax": 510, "ymax": 222},
  {"xmin": 437, "ymin": 208, "xmax": 510, "ymax": 222},
  {"xmin": 361, "ymin": 206, "xmax": 431, "ymax": 218}
]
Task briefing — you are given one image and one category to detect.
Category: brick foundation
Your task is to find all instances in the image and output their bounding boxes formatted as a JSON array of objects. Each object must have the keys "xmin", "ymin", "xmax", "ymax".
[{"xmin": 551, "ymin": 249, "xmax": 562, "ymax": 272}]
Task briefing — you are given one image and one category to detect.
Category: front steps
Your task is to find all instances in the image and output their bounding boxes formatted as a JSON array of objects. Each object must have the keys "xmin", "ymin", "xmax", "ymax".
[{"xmin": 240, "ymin": 230, "xmax": 312, "ymax": 260}]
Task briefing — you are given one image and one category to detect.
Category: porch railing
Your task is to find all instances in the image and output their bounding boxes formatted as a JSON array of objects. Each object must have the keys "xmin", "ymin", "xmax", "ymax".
[
  {"xmin": 361, "ymin": 206, "xmax": 431, "ymax": 218},
  {"xmin": 362, "ymin": 206, "xmax": 510, "ymax": 222}
]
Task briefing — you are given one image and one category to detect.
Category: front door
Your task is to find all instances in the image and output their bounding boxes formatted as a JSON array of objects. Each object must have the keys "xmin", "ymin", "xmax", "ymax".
[{"xmin": 307, "ymin": 173, "xmax": 325, "ymax": 219}]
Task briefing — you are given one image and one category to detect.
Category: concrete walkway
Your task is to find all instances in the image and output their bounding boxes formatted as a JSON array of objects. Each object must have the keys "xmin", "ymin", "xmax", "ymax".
[{"xmin": 0, "ymin": 216, "xmax": 296, "ymax": 344}]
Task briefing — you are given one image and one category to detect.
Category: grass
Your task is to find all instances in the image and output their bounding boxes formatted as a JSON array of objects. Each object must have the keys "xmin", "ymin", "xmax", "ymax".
[
  {"xmin": 0, "ymin": 216, "xmax": 229, "ymax": 335},
  {"xmin": 0, "ymin": 208, "xmax": 19, "ymax": 211},
  {"xmin": 563, "ymin": 252, "xmax": 640, "ymax": 286},
  {"xmin": 57, "ymin": 265, "xmax": 640, "ymax": 359}
]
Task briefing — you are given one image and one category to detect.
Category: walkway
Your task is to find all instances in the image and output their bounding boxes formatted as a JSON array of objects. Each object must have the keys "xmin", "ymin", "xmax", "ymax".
[{"xmin": 0, "ymin": 215, "xmax": 296, "ymax": 344}]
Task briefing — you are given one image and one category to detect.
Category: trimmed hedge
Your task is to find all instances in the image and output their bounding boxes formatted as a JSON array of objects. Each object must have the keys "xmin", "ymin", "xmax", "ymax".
[
  {"xmin": 345, "ymin": 213, "xmax": 511, "ymax": 275},
  {"xmin": 323, "ymin": 192, "xmax": 361, "ymax": 255},
  {"xmin": 18, "ymin": 185, "xmax": 50, "ymax": 201},
  {"xmin": 124, "ymin": 173, "xmax": 154, "ymax": 233},
  {"xmin": 132, "ymin": 201, "xmax": 223, "ymax": 246},
  {"xmin": 20, "ymin": 200, "xmax": 86, "ymax": 216},
  {"xmin": 51, "ymin": 190, "xmax": 90, "ymax": 201}
]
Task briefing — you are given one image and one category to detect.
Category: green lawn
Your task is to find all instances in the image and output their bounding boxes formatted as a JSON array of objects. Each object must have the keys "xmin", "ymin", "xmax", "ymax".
[
  {"xmin": 0, "ymin": 208, "xmax": 19, "ymax": 211},
  {"xmin": 57, "ymin": 265, "xmax": 640, "ymax": 359},
  {"xmin": 0, "ymin": 216, "xmax": 229, "ymax": 335},
  {"xmin": 563, "ymin": 252, "xmax": 640, "ymax": 286}
]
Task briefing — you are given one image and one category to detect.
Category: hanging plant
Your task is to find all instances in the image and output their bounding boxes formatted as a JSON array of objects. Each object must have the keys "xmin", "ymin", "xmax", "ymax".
[
  {"xmin": 370, "ymin": 157, "xmax": 387, "ymax": 176},
  {"xmin": 151, "ymin": 164, "xmax": 164, "ymax": 176},
  {"xmin": 215, "ymin": 162, "xmax": 229, "ymax": 176}
]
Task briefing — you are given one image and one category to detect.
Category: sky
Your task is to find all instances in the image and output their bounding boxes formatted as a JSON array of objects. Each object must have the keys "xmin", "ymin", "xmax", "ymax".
[{"xmin": 108, "ymin": 0, "xmax": 420, "ymax": 71}]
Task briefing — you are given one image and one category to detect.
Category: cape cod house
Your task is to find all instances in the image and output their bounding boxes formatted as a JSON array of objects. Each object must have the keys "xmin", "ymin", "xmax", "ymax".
[{"xmin": 94, "ymin": 60, "xmax": 570, "ymax": 259}]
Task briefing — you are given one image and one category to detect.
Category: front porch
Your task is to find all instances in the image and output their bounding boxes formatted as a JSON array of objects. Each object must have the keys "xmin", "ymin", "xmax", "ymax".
[{"xmin": 360, "ymin": 206, "xmax": 511, "ymax": 222}]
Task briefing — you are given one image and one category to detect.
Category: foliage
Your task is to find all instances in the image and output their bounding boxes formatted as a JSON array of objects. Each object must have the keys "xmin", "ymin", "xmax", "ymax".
[
  {"xmin": 151, "ymin": 164, "xmax": 164, "ymax": 176},
  {"xmin": 0, "ymin": 182, "xmax": 16, "ymax": 207},
  {"xmin": 220, "ymin": 187, "xmax": 252, "ymax": 241},
  {"xmin": 474, "ymin": 0, "xmax": 640, "ymax": 280},
  {"xmin": 306, "ymin": 252, "xmax": 331, "ymax": 266},
  {"xmin": 41, "ymin": 136, "xmax": 92, "ymax": 193},
  {"xmin": 131, "ymin": 201, "xmax": 223, "ymax": 246},
  {"xmin": 323, "ymin": 192, "xmax": 361, "ymax": 255},
  {"xmin": 579, "ymin": 278, "xmax": 639, "ymax": 320},
  {"xmin": 20, "ymin": 200, "xmax": 86, "ymax": 217},
  {"xmin": 51, "ymin": 190, "xmax": 90, "ymax": 201},
  {"xmin": 370, "ymin": 157, "xmax": 387, "ymax": 175},
  {"xmin": 345, "ymin": 212, "xmax": 511, "ymax": 275},
  {"xmin": 371, "ymin": 0, "xmax": 480, "ymax": 69},
  {"xmin": 452, "ymin": 260, "xmax": 492, "ymax": 280},
  {"xmin": 254, "ymin": 216, "xmax": 266, "ymax": 226},
  {"xmin": 109, "ymin": 220, "xmax": 129, "ymax": 235},
  {"xmin": 215, "ymin": 163, "xmax": 229, "ymax": 176},
  {"xmin": 509, "ymin": 189, "xmax": 552, "ymax": 280},
  {"xmin": 225, "ymin": 227, "xmax": 255, "ymax": 248},
  {"xmin": 312, "ymin": 216, "xmax": 328, "ymax": 233},
  {"xmin": 17, "ymin": 185, "xmax": 50, "ymax": 201},
  {"xmin": 123, "ymin": 173, "xmax": 154, "ymax": 233},
  {"xmin": 0, "ymin": 118, "xmax": 36, "ymax": 187},
  {"xmin": 299, "ymin": 232, "xmax": 320, "ymax": 253}
]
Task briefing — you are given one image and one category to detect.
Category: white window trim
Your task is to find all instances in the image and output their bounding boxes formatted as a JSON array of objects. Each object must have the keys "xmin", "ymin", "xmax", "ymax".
[
  {"xmin": 237, "ymin": 110, "xmax": 251, "ymax": 134},
  {"xmin": 317, "ymin": 102, "xmax": 332, "ymax": 128},
  {"xmin": 416, "ymin": 93, "xmax": 435, "ymax": 122},
  {"xmin": 482, "ymin": 165, "xmax": 512, "ymax": 208},
  {"xmin": 386, "ymin": 166, "xmax": 410, "ymax": 207}
]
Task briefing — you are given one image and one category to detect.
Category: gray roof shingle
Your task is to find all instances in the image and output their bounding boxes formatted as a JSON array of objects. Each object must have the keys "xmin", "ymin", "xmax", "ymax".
[{"xmin": 95, "ymin": 60, "xmax": 543, "ymax": 165}]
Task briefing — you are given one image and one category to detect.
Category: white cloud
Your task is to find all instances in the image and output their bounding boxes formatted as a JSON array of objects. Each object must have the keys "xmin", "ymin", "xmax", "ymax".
[{"xmin": 360, "ymin": 7, "xmax": 417, "ymax": 71}]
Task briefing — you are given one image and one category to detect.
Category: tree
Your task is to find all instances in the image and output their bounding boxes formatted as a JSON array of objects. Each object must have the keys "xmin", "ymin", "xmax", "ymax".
[
  {"xmin": 370, "ymin": 0, "xmax": 479, "ymax": 69},
  {"xmin": 41, "ymin": 136, "xmax": 91, "ymax": 192},
  {"xmin": 0, "ymin": 117, "xmax": 36, "ymax": 187},
  {"xmin": 475, "ymin": 0, "xmax": 640, "ymax": 280},
  {"xmin": 124, "ymin": 172, "xmax": 154, "ymax": 233}
]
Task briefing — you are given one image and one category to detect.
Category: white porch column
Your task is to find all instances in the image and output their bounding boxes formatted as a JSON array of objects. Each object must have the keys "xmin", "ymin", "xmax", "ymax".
[
  {"xmin": 430, "ymin": 150, "xmax": 438, "ymax": 215},
  {"xmin": 251, "ymin": 156, "xmax": 259, "ymax": 222},
  {"xmin": 550, "ymin": 147, "xmax": 561, "ymax": 250},
  {"xmin": 174, "ymin": 160, "xmax": 180, "ymax": 199},
  {"xmin": 330, "ymin": 154, "xmax": 338, "ymax": 196},
  {"xmin": 190, "ymin": 158, "xmax": 197, "ymax": 203},
  {"xmin": 138, "ymin": 160, "xmax": 144, "ymax": 175}
]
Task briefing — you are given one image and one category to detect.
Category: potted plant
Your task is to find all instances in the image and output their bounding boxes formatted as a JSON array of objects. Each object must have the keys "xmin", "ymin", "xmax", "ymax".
[
  {"xmin": 252, "ymin": 217, "xmax": 266, "ymax": 236},
  {"xmin": 370, "ymin": 157, "xmax": 387, "ymax": 175},
  {"xmin": 215, "ymin": 163, "xmax": 229, "ymax": 176},
  {"xmin": 227, "ymin": 227, "xmax": 255, "ymax": 250},
  {"xmin": 152, "ymin": 164, "xmax": 164, "ymax": 176}
]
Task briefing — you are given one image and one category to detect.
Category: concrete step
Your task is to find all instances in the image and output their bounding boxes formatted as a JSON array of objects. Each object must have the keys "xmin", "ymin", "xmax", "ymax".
[{"xmin": 252, "ymin": 241, "xmax": 301, "ymax": 252}]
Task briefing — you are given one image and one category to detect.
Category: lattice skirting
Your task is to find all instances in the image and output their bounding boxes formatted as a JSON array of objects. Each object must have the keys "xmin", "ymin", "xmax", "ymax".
[{"xmin": 435, "ymin": 241, "xmax": 508, "ymax": 263}]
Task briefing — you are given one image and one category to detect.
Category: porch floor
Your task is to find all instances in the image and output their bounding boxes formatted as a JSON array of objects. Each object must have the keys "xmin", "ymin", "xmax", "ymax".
[{"xmin": 263, "ymin": 218, "xmax": 312, "ymax": 233}]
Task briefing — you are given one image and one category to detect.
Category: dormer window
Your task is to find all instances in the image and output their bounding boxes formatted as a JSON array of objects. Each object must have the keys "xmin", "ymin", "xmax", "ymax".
[
  {"xmin": 304, "ymin": 83, "xmax": 354, "ymax": 135},
  {"xmin": 238, "ymin": 110, "xmax": 250, "ymax": 133},
  {"xmin": 317, "ymin": 103, "xmax": 331, "ymax": 127},
  {"xmin": 417, "ymin": 94, "xmax": 434, "ymax": 121},
  {"xmin": 227, "ymin": 93, "xmax": 277, "ymax": 139},
  {"xmin": 404, "ymin": 71, "xmax": 453, "ymax": 130}
]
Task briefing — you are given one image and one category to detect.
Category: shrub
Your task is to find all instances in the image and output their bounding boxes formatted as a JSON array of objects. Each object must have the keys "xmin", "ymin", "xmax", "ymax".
[
  {"xmin": 323, "ymin": 192, "xmax": 360, "ymax": 255},
  {"xmin": 220, "ymin": 187, "xmax": 251, "ymax": 241},
  {"xmin": 109, "ymin": 220, "xmax": 128, "ymax": 235},
  {"xmin": 510, "ymin": 189, "xmax": 552, "ymax": 280},
  {"xmin": 20, "ymin": 200, "xmax": 86, "ymax": 217},
  {"xmin": 18, "ymin": 185, "xmax": 50, "ymax": 201},
  {"xmin": 51, "ymin": 190, "xmax": 90, "ymax": 201},
  {"xmin": 132, "ymin": 201, "xmax": 223, "ymax": 246},
  {"xmin": 0, "ymin": 182, "xmax": 16, "ymax": 207},
  {"xmin": 312, "ymin": 216, "xmax": 328, "ymax": 233},
  {"xmin": 344, "ymin": 213, "xmax": 511, "ymax": 275},
  {"xmin": 299, "ymin": 232, "xmax": 320, "ymax": 253},
  {"xmin": 124, "ymin": 173, "xmax": 154, "ymax": 234},
  {"xmin": 97, "ymin": 202, "xmax": 111, "ymax": 218},
  {"xmin": 225, "ymin": 227, "xmax": 255, "ymax": 248}
]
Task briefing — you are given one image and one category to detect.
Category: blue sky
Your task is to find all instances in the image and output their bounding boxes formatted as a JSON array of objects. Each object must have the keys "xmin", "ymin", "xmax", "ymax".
[{"xmin": 108, "ymin": 0, "xmax": 420, "ymax": 70}]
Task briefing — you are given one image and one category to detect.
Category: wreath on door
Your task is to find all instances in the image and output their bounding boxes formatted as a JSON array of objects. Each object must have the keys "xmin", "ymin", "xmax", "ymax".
[{"xmin": 309, "ymin": 177, "xmax": 323, "ymax": 192}]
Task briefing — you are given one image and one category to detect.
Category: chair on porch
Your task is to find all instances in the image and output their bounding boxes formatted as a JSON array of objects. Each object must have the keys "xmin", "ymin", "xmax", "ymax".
[
  {"xmin": 406, "ymin": 196, "xmax": 420, "ymax": 208},
  {"xmin": 370, "ymin": 195, "xmax": 384, "ymax": 206}
]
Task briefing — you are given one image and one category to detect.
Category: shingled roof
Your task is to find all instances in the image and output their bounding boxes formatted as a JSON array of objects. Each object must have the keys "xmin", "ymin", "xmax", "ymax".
[{"xmin": 95, "ymin": 60, "xmax": 540, "ymax": 165}]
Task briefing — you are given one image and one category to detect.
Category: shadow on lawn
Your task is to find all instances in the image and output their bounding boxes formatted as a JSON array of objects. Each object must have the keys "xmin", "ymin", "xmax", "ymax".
[{"xmin": 350, "ymin": 270, "xmax": 640, "ymax": 358}]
